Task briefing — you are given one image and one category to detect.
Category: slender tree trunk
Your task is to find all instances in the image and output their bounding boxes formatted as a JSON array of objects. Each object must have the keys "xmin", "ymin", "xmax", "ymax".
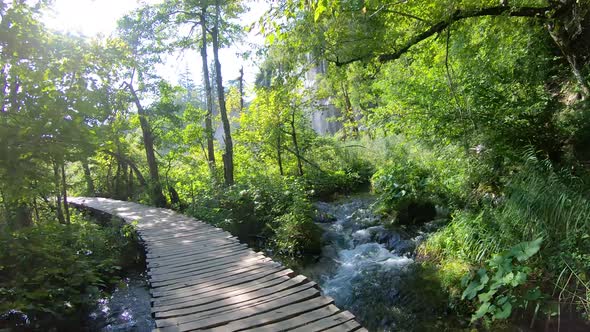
[
  {"xmin": 81, "ymin": 160, "xmax": 95, "ymax": 196},
  {"xmin": 277, "ymin": 132, "xmax": 284, "ymax": 176},
  {"xmin": 239, "ymin": 66, "xmax": 244, "ymax": 112},
  {"xmin": 61, "ymin": 163, "xmax": 70, "ymax": 224},
  {"xmin": 114, "ymin": 160, "xmax": 122, "ymax": 198},
  {"xmin": 128, "ymin": 83, "xmax": 167, "ymax": 207},
  {"xmin": 32, "ymin": 198, "xmax": 39, "ymax": 224},
  {"xmin": 212, "ymin": 0, "xmax": 234, "ymax": 186},
  {"xmin": 53, "ymin": 162, "xmax": 65, "ymax": 224},
  {"xmin": 290, "ymin": 110, "xmax": 304, "ymax": 176},
  {"xmin": 200, "ymin": 7, "xmax": 216, "ymax": 167},
  {"xmin": 341, "ymin": 82, "xmax": 359, "ymax": 139},
  {"xmin": 127, "ymin": 167, "xmax": 134, "ymax": 200}
]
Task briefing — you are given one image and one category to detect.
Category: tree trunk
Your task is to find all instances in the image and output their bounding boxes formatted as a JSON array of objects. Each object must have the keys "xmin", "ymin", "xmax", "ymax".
[
  {"xmin": 341, "ymin": 82, "xmax": 359, "ymax": 139},
  {"xmin": 53, "ymin": 162, "xmax": 65, "ymax": 224},
  {"xmin": 290, "ymin": 110, "xmax": 304, "ymax": 176},
  {"xmin": 127, "ymin": 167, "xmax": 134, "ymax": 200},
  {"xmin": 81, "ymin": 160, "xmax": 95, "ymax": 196},
  {"xmin": 200, "ymin": 7, "xmax": 216, "ymax": 167},
  {"xmin": 61, "ymin": 163, "xmax": 70, "ymax": 224},
  {"xmin": 239, "ymin": 66, "xmax": 244, "ymax": 112},
  {"xmin": 277, "ymin": 132, "xmax": 284, "ymax": 176},
  {"xmin": 128, "ymin": 83, "xmax": 167, "ymax": 207},
  {"xmin": 212, "ymin": 0, "xmax": 234, "ymax": 186}
]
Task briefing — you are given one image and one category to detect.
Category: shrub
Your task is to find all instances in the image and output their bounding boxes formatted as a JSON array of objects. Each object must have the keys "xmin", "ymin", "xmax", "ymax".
[
  {"xmin": 371, "ymin": 137, "xmax": 469, "ymax": 222},
  {"xmin": 420, "ymin": 156, "xmax": 590, "ymax": 321},
  {"xmin": 0, "ymin": 213, "xmax": 133, "ymax": 328}
]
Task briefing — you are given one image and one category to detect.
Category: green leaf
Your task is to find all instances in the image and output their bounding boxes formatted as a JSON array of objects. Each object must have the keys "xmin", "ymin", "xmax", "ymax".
[
  {"xmin": 509, "ymin": 237, "xmax": 543, "ymax": 262},
  {"xmin": 314, "ymin": 1, "xmax": 327, "ymax": 21},
  {"xmin": 472, "ymin": 301, "xmax": 491, "ymax": 322},
  {"xmin": 493, "ymin": 302, "xmax": 512, "ymax": 320}
]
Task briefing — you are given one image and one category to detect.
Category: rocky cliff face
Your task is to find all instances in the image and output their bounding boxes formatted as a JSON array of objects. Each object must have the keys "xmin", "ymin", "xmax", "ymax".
[{"xmin": 304, "ymin": 57, "xmax": 343, "ymax": 136}]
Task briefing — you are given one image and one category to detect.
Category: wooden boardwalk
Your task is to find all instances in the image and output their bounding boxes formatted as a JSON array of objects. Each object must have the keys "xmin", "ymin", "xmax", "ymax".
[{"xmin": 69, "ymin": 197, "xmax": 366, "ymax": 332}]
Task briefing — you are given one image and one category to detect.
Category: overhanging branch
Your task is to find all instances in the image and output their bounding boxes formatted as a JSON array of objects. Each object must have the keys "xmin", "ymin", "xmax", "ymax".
[{"xmin": 378, "ymin": 6, "xmax": 550, "ymax": 63}]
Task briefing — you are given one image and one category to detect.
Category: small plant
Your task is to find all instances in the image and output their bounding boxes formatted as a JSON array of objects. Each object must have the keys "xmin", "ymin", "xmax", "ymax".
[{"xmin": 461, "ymin": 237, "xmax": 543, "ymax": 323}]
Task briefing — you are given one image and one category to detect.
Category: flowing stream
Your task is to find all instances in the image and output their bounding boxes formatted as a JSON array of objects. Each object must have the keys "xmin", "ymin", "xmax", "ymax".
[
  {"xmin": 86, "ymin": 271, "xmax": 154, "ymax": 332},
  {"xmin": 299, "ymin": 195, "xmax": 453, "ymax": 331}
]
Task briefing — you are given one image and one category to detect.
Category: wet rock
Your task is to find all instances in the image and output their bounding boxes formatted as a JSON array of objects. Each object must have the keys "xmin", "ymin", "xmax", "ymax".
[{"xmin": 0, "ymin": 310, "xmax": 30, "ymax": 330}]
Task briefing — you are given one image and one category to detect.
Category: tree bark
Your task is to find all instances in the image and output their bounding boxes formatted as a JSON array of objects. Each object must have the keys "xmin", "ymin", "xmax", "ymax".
[
  {"xmin": 127, "ymin": 166, "xmax": 134, "ymax": 200},
  {"xmin": 277, "ymin": 131, "xmax": 284, "ymax": 176},
  {"xmin": 104, "ymin": 150, "xmax": 148, "ymax": 188},
  {"xmin": 200, "ymin": 7, "xmax": 216, "ymax": 167},
  {"xmin": 81, "ymin": 160, "xmax": 95, "ymax": 196},
  {"xmin": 290, "ymin": 110, "xmax": 304, "ymax": 176},
  {"xmin": 53, "ymin": 161, "xmax": 65, "ymax": 224},
  {"xmin": 128, "ymin": 83, "xmax": 167, "ymax": 207},
  {"xmin": 212, "ymin": 0, "xmax": 234, "ymax": 186},
  {"xmin": 239, "ymin": 66, "xmax": 244, "ymax": 112},
  {"xmin": 341, "ymin": 82, "xmax": 359, "ymax": 139},
  {"xmin": 60, "ymin": 163, "xmax": 70, "ymax": 224}
]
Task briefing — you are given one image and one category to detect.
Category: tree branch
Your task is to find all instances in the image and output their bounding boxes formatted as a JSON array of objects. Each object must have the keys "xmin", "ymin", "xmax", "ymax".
[{"xmin": 378, "ymin": 6, "xmax": 550, "ymax": 63}]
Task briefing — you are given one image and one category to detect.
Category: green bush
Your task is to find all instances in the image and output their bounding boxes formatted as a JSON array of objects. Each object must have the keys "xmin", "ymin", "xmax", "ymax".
[
  {"xmin": 0, "ymin": 213, "xmax": 133, "ymax": 326},
  {"xmin": 187, "ymin": 174, "xmax": 322, "ymax": 256},
  {"xmin": 271, "ymin": 193, "xmax": 322, "ymax": 255},
  {"xmin": 420, "ymin": 157, "xmax": 590, "ymax": 321},
  {"xmin": 371, "ymin": 137, "xmax": 469, "ymax": 219},
  {"xmin": 304, "ymin": 137, "xmax": 375, "ymax": 198}
]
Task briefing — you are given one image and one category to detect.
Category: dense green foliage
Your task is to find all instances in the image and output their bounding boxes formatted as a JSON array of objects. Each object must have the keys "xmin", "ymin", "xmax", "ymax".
[
  {"xmin": 2, "ymin": 0, "xmax": 590, "ymax": 329},
  {"xmin": 0, "ymin": 213, "xmax": 138, "ymax": 327}
]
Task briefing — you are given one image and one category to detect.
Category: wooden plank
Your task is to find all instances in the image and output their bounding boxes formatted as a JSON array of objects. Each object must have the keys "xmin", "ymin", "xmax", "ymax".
[
  {"xmin": 148, "ymin": 253, "xmax": 266, "ymax": 281},
  {"xmin": 146, "ymin": 242, "xmax": 245, "ymax": 259},
  {"xmin": 151, "ymin": 273, "xmax": 296, "ymax": 314},
  {"xmin": 145, "ymin": 238, "xmax": 236, "ymax": 255},
  {"xmin": 142, "ymin": 228, "xmax": 228, "ymax": 242},
  {"xmin": 323, "ymin": 319, "xmax": 362, "ymax": 332},
  {"xmin": 138, "ymin": 223, "xmax": 219, "ymax": 237},
  {"xmin": 145, "ymin": 234, "xmax": 235, "ymax": 250},
  {"xmin": 148, "ymin": 246, "xmax": 256, "ymax": 272},
  {"xmin": 289, "ymin": 311, "xmax": 356, "ymax": 332},
  {"xmin": 152, "ymin": 265, "xmax": 288, "ymax": 304},
  {"xmin": 155, "ymin": 287, "xmax": 323, "ymax": 330},
  {"xmin": 148, "ymin": 249, "xmax": 264, "ymax": 276},
  {"xmin": 172, "ymin": 282, "xmax": 320, "ymax": 323},
  {"xmin": 154, "ymin": 276, "xmax": 313, "ymax": 318},
  {"xmin": 151, "ymin": 258, "xmax": 276, "ymax": 291},
  {"xmin": 147, "ymin": 246, "xmax": 252, "ymax": 269},
  {"xmin": 242, "ymin": 304, "xmax": 342, "ymax": 332},
  {"xmin": 206, "ymin": 296, "xmax": 334, "ymax": 332}
]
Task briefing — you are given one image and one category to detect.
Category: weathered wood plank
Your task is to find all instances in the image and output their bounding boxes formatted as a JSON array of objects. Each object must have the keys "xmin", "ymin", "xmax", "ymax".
[
  {"xmin": 323, "ymin": 319, "xmax": 363, "ymax": 331},
  {"xmin": 289, "ymin": 311, "xmax": 356, "ymax": 332},
  {"xmin": 154, "ymin": 276, "xmax": 313, "ymax": 319},
  {"xmin": 150, "ymin": 258, "xmax": 276, "ymax": 291},
  {"xmin": 146, "ymin": 242, "xmax": 245, "ymax": 259},
  {"xmin": 147, "ymin": 250, "xmax": 262, "ymax": 275},
  {"xmin": 156, "ymin": 287, "xmax": 324, "ymax": 330},
  {"xmin": 148, "ymin": 253, "xmax": 267, "ymax": 282},
  {"xmin": 242, "ymin": 304, "xmax": 342, "ymax": 332},
  {"xmin": 147, "ymin": 245, "xmax": 250, "ymax": 269},
  {"xmin": 151, "ymin": 273, "xmax": 296, "ymax": 314},
  {"xmin": 206, "ymin": 296, "xmax": 334, "ymax": 332},
  {"xmin": 152, "ymin": 265, "xmax": 288, "ymax": 304}
]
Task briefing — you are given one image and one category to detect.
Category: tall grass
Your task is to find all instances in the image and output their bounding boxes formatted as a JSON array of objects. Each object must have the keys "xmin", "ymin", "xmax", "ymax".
[{"xmin": 420, "ymin": 155, "xmax": 590, "ymax": 318}]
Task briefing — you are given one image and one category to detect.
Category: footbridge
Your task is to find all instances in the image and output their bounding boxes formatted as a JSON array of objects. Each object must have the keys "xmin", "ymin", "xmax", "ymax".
[{"xmin": 69, "ymin": 197, "xmax": 366, "ymax": 332}]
